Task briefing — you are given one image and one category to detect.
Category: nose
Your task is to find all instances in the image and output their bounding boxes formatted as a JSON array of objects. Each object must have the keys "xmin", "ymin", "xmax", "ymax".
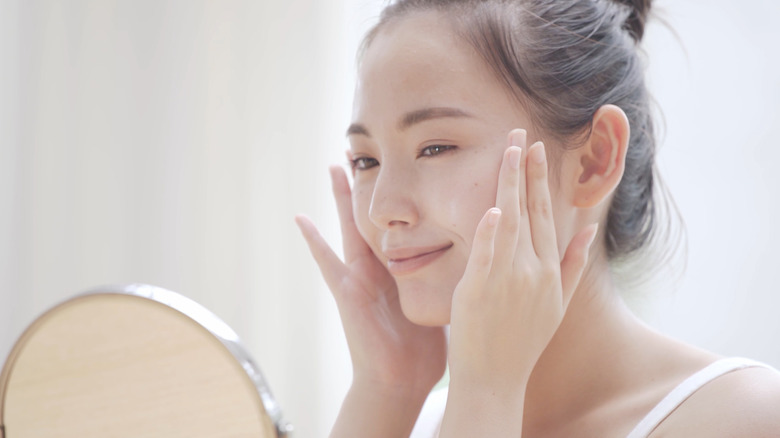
[{"xmin": 368, "ymin": 164, "xmax": 419, "ymax": 230}]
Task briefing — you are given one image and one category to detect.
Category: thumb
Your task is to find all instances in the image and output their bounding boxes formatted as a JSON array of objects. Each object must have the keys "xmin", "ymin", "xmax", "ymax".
[
  {"xmin": 295, "ymin": 214, "xmax": 349, "ymax": 294},
  {"xmin": 559, "ymin": 223, "xmax": 598, "ymax": 308}
]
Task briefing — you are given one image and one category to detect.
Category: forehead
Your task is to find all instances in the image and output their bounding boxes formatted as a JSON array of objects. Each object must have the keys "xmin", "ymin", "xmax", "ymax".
[{"xmin": 354, "ymin": 11, "xmax": 517, "ymax": 122}]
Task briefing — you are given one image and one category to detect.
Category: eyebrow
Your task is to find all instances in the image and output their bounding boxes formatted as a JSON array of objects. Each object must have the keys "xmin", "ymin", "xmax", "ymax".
[{"xmin": 346, "ymin": 106, "xmax": 475, "ymax": 138}]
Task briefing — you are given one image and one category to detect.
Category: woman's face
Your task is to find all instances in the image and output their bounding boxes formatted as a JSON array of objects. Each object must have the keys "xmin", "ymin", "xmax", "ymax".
[{"xmin": 348, "ymin": 12, "xmax": 564, "ymax": 326}]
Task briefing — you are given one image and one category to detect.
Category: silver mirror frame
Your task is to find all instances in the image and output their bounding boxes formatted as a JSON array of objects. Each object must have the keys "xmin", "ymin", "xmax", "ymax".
[{"xmin": 1, "ymin": 283, "xmax": 293, "ymax": 437}]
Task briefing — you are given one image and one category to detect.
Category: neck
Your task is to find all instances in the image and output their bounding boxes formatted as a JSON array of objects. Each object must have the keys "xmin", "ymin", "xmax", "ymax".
[{"xmin": 522, "ymin": 259, "xmax": 650, "ymax": 428}]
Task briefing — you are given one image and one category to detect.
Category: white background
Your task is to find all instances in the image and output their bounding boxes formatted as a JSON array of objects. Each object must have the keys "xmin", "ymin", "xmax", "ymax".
[{"xmin": 1, "ymin": 0, "xmax": 778, "ymax": 435}]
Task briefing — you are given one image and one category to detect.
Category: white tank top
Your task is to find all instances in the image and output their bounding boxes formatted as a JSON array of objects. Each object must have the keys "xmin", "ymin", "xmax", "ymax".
[{"xmin": 411, "ymin": 357, "xmax": 778, "ymax": 438}]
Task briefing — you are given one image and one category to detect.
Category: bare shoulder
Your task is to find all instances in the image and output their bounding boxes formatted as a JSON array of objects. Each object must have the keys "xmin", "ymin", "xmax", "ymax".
[{"xmin": 652, "ymin": 364, "xmax": 780, "ymax": 437}]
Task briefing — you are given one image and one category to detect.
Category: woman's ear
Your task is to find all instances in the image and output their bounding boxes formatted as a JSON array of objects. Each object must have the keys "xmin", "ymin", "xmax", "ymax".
[{"xmin": 571, "ymin": 104, "xmax": 629, "ymax": 208}]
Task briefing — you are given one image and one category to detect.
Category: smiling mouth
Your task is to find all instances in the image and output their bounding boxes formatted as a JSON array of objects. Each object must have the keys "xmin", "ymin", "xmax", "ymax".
[{"xmin": 385, "ymin": 244, "xmax": 453, "ymax": 276}]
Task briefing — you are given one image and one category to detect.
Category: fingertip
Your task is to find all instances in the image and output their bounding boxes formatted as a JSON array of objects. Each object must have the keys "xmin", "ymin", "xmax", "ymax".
[
  {"xmin": 560, "ymin": 224, "xmax": 599, "ymax": 303},
  {"xmin": 584, "ymin": 223, "xmax": 599, "ymax": 249},
  {"xmin": 294, "ymin": 215, "xmax": 315, "ymax": 241},
  {"xmin": 329, "ymin": 165, "xmax": 353, "ymax": 199},
  {"xmin": 487, "ymin": 207, "xmax": 502, "ymax": 227},
  {"xmin": 465, "ymin": 209, "xmax": 501, "ymax": 278},
  {"xmin": 293, "ymin": 217, "xmax": 334, "ymax": 264},
  {"xmin": 562, "ymin": 223, "xmax": 600, "ymax": 266},
  {"xmin": 294, "ymin": 214, "xmax": 310, "ymax": 229},
  {"xmin": 476, "ymin": 207, "xmax": 501, "ymax": 240},
  {"xmin": 506, "ymin": 146, "xmax": 522, "ymax": 169},
  {"xmin": 569, "ymin": 223, "xmax": 599, "ymax": 267},
  {"xmin": 328, "ymin": 164, "xmax": 342, "ymax": 181},
  {"xmin": 508, "ymin": 128, "xmax": 527, "ymax": 147},
  {"xmin": 529, "ymin": 141, "xmax": 546, "ymax": 165}
]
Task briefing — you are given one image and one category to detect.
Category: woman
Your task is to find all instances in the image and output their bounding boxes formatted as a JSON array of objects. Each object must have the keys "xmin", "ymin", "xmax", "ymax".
[{"xmin": 296, "ymin": 0, "xmax": 780, "ymax": 436}]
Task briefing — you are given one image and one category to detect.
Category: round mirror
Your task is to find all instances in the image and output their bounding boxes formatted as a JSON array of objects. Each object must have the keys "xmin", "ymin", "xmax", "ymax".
[{"xmin": 0, "ymin": 284, "xmax": 291, "ymax": 438}]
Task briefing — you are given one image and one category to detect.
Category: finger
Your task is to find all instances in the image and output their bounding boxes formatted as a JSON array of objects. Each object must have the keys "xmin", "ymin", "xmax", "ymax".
[
  {"xmin": 461, "ymin": 208, "xmax": 502, "ymax": 285},
  {"xmin": 295, "ymin": 214, "xmax": 350, "ymax": 293},
  {"xmin": 329, "ymin": 165, "xmax": 373, "ymax": 262},
  {"xmin": 559, "ymin": 223, "xmax": 598, "ymax": 308},
  {"xmin": 526, "ymin": 142, "xmax": 558, "ymax": 262},
  {"xmin": 494, "ymin": 129, "xmax": 528, "ymax": 264}
]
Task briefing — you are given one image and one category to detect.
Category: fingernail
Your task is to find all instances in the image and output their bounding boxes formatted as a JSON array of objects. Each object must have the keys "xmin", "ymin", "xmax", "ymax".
[
  {"xmin": 510, "ymin": 129, "xmax": 527, "ymax": 148},
  {"xmin": 509, "ymin": 147, "xmax": 521, "ymax": 169},
  {"xmin": 488, "ymin": 208, "xmax": 502, "ymax": 226},
  {"xmin": 531, "ymin": 143, "xmax": 546, "ymax": 164}
]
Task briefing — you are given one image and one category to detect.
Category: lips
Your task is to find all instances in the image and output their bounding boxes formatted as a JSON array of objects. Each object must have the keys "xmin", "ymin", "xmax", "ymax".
[{"xmin": 384, "ymin": 243, "xmax": 453, "ymax": 276}]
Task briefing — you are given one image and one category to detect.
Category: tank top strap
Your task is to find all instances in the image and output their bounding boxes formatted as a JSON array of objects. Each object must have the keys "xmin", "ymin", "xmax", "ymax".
[
  {"xmin": 625, "ymin": 357, "xmax": 777, "ymax": 438},
  {"xmin": 412, "ymin": 358, "xmax": 777, "ymax": 438}
]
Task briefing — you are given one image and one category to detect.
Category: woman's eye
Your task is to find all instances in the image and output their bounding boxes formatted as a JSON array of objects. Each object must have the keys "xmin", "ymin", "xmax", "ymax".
[
  {"xmin": 419, "ymin": 145, "xmax": 456, "ymax": 157},
  {"xmin": 350, "ymin": 156, "xmax": 379, "ymax": 171}
]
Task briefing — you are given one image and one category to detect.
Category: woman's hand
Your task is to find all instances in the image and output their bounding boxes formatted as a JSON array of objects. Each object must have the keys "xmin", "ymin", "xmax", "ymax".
[
  {"xmin": 296, "ymin": 166, "xmax": 447, "ymax": 434},
  {"xmin": 441, "ymin": 130, "xmax": 598, "ymax": 436}
]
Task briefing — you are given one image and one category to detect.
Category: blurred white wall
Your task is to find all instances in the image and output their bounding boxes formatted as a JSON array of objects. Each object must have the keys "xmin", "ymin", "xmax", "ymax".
[
  {"xmin": 0, "ymin": 0, "xmax": 372, "ymax": 435},
  {"xmin": 639, "ymin": 0, "xmax": 780, "ymax": 366},
  {"xmin": 1, "ymin": 0, "xmax": 779, "ymax": 435}
]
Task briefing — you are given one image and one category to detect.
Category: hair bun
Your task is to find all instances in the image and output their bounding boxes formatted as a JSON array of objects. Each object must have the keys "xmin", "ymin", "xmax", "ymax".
[{"xmin": 614, "ymin": 0, "xmax": 652, "ymax": 42}]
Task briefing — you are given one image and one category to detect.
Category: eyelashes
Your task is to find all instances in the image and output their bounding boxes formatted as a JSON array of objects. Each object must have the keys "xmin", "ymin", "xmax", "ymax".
[
  {"xmin": 418, "ymin": 144, "xmax": 456, "ymax": 157},
  {"xmin": 350, "ymin": 156, "xmax": 379, "ymax": 170},
  {"xmin": 350, "ymin": 144, "xmax": 457, "ymax": 171}
]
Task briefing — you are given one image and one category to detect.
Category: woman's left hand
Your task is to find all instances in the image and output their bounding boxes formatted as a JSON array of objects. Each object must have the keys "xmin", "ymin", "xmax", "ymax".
[{"xmin": 445, "ymin": 129, "xmax": 598, "ymax": 410}]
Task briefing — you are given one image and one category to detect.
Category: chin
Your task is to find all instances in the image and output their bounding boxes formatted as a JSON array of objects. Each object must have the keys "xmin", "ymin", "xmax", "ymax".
[{"xmin": 396, "ymin": 281, "xmax": 453, "ymax": 326}]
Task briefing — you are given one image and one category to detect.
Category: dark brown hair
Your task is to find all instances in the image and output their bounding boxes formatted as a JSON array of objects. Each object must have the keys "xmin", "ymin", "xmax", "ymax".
[{"xmin": 362, "ymin": 0, "xmax": 676, "ymax": 268}]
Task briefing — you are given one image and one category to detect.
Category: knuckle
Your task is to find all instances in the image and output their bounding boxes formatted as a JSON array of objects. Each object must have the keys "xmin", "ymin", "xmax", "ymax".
[
  {"xmin": 541, "ymin": 263, "xmax": 559, "ymax": 280},
  {"xmin": 477, "ymin": 224, "xmax": 492, "ymax": 240},
  {"xmin": 500, "ymin": 179, "xmax": 517, "ymax": 197},
  {"xmin": 513, "ymin": 265, "xmax": 534, "ymax": 280},
  {"xmin": 503, "ymin": 168, "xmax": 519, "ymax": 184},
  {"xmin": 529, "ymin": 197, "xmax": 551, "ymax": 218},
  {"xmin": 517, "ymin": 197, "xmax": 528, "ymax": 216},
  {"xmin": 474, "ymin": 251, "xmax": 493, "ymax": 268},
  {"xmin": 531, "ymin": 159, "xmax": 548, "ymax": 177},
  {"xmin": 502, "ymin": 217, "xmax": 520, "ymax": 234},
  {"xmin": 467, "ymin": 243, "xmax": 492, "ymax": 268}
]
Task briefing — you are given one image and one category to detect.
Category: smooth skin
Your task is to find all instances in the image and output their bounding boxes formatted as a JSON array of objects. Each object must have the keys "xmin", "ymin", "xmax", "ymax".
[{"xmin": 296, "ymin": 11, "xmax": 780, "ymax": 438}]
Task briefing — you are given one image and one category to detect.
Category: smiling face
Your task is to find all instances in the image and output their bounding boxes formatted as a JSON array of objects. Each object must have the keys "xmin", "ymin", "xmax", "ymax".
[{"xmin": 348, "ymin": 11, "xmax": 558, "ymax": 325}]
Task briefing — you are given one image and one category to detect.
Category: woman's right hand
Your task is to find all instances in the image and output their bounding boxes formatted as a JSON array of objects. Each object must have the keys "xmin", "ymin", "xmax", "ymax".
[{"xmin": 295, "ymin": 165, "xmax": 447, "ymax": 399}]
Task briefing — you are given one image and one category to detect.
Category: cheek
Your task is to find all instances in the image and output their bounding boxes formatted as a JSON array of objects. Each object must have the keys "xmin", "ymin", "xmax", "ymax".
[{"xmin": 430, "ymin": 165, "xmax": 499, "ymax": 249}]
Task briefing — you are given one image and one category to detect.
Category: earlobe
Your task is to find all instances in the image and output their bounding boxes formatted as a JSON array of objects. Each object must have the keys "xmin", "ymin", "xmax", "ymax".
[{"xmin": 573, "ymin": 104, "xmax": 629, "ymax": 208}]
